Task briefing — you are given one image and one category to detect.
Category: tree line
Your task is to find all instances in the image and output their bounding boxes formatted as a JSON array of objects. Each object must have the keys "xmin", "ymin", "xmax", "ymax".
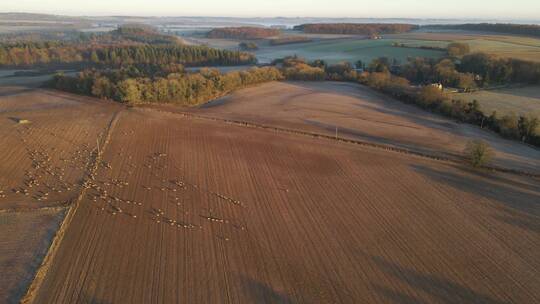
[
  {"xmin": 271, "ymin": 56, "xmax": 540, "ymax": 147},
  {"xmin": 207, "ymin": 27, "xmax": 280, "ymax": 40},
  {"xmin": 396, "ymin": 49, "xmax": 540, "ymax": 90},
  {"xmin": 50, "ymin": 66, "xmax": 283, "ymax": 105},
  {"xmin": 87, "ymin": 25, "xmax": 183, "ymax": 45},
  {"xmin": 424, "ymin": 23, "xmax": 540, "ymax": 38},
  {"xmin": 293, "ymin": 23, "xmax": 418, "ymax": 35},
  {"xmin": 459, "ymin": 53, "xmax": 540, "ymax": 85},
  {"xmin": 46, "ymin": 51, "xmax": 539, "ymax": 147},
  {"xmin": 0, "ymin": 25, "xmax": 181, "ymax": 45},
  {"xmin": 0, "ymin": 43, "xmax": 256, "ymax": 67}
]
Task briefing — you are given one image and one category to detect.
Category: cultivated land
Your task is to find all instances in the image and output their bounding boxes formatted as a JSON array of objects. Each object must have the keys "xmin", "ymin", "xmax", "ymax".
[
  {"xmin": 0, "ymin": 85, "xmax": 122, "ymax": 210},
  {"xmin": 0, "ymin": 209, "xmax": 65, "ymax": 304},
  {"xmin": 29, "ymin": 107, "xmax": 540, "ymax": 303},
  {"xmin": 0, "ymin": 76, "xmax": 538, "ymax": 303},
  {"xmin": 254, "ymin": 38, "xmax": 445, "ymax": 64},
  {"xmin": 192, "ymin": 81, "xmax": 540, "ymax": 174},
  {"xmin": 0, "ymin": 78, "xmax": 123, "ymax": 303},
  {"xmin": 451, "ymin": 86, "xmax": 540, "ymax": 116},
  {"xmin": 386, "ymin": 31, "xmax": 540, "ymax": 62},
  {"xmin": 188, "ymin": 30, "xmax": 540, "ymax": 64}
]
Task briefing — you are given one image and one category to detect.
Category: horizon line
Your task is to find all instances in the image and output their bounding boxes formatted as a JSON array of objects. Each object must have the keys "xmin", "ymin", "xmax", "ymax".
[{"xmin": 1, "ymin": 11, "xmax": 540, "ymax": 22}]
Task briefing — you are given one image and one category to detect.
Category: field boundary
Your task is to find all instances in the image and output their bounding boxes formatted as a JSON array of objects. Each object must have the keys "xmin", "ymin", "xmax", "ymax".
[
  {"xmin": 0, "ymin": 205, "xmax": 67, "ymax": 214},
  {"xmin": 20, "ymin": 109, "xmax": 122, "ymax": 304},
  {"xmin": 143, "ymin": 106, "xmax": 540, "ymax": 178}
]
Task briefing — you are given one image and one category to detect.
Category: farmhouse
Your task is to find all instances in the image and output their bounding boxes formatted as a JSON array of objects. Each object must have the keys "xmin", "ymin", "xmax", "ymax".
[{"xmin": 430, "ymin": 83, "xmax": 444, "ymax": 90}]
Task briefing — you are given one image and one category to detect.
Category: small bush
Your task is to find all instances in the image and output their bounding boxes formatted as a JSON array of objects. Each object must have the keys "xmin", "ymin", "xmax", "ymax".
[{"xmin": 465, "ymin": 140, "xmax": 493, "ymax": 167}]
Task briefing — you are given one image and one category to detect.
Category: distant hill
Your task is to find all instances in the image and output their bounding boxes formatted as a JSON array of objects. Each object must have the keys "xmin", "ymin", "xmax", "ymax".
[
  {"xmin": 294, "ymin": 23, "xmax": 419, "ymax": 35},
  {"xmin": 423, "ymin": 23, "xmax": 540, "ymax": 38},
  {"xmin": 0, "ymin": 24, "xmax": 183, "ymax": 45},
  {"xmin": 0, "ymin": 12, "xmax": 89, "ymax": 22},
  {"xmin": 105, "ymin": 25, "xmax": 183, "ymax": 44},
  {"xmin": 207, "ymin": 27, "xmax": 280, "ymax": 39}
]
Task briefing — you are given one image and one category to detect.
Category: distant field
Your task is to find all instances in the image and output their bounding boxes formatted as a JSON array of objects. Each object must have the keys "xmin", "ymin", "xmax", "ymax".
[
  {"xmin": 186, "ymin": 30, "xmax": 540, "ymax": 64},
  {"xmin": 451, "ymin": 86, "xmax": 540, "ymax": 117},
  {"xmin": 255, "ymin": 38, "xmax": 445, "ymax": 64},
  {"xmin": 389, "ymin": 32, "xmax": 540, "ymax": 62}
]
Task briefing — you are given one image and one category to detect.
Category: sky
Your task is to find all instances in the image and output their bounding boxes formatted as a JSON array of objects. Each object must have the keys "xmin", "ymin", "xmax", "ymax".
[{"xmin": 1, "ymin": 0, "xmax": 539, "ymax": 20}]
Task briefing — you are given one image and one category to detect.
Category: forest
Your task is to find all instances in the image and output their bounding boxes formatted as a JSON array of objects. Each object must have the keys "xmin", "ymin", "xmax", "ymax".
[
  {"xmin": 0, "ymin": 25, "xmax": 181, "ymax": 45},
  {"xmin": 424, "ymin": 23, "xmax": 540, "ymax": 38},
  {"xmin": 293, "ymin": 23, "xmax": 418, "ymax": 35},
  {"xmin": 207, "ymin": 27, "xmax": 280, "ymax": 39},
  {"xmin": 0, "ymin": 43, "xmax": 255, "ymax": 67},
  {"xmin": 399, "ymin": 53, "xmax": 540, "ymax": 89},
  {"xmin": 50, "ymin": 66, "xmax": 283, "ymax": 105},
  {"xmin": 85, "ymin": 25, "xmax": 183, "ymax": 45}
]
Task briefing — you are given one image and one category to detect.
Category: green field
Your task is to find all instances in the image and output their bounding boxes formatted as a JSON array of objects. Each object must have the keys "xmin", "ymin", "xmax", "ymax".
[
  {"xmin": 185, "ymin": 30, "xmax": 540, "ymax": 64},
  {"xmin": 451, "ymin": 86, "xmax": 540, "ymax": 117},
  {"xmin": 254, "ymin": 38, "xmax": 446, "ymax": 64},
  {"xmin": 390, "ymin": 32, "xmax": 540, "ymax": 62}
]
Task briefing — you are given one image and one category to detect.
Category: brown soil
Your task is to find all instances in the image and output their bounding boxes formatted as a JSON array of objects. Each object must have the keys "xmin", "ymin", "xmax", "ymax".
[
  {"xmin": 0, "ymin": 208, "xmax": 65, "ymax": 304},
  {"xmin": 0, "ymin": 87, "xmax": 122, "ymax": 210},
  {"xmin": 1, "ymin": 78, "xmax": 538, "ymax": 303},
  {"xmin": 0, "ymin": 83, "xmax": 122, "ymax": 304},
  {"xmin": 30, "ymin": 108, "xmax": 540, "ymax": 303},
  {"xmin": 189, "ymin": 81, "xmax": 540, "ymax": 174}
]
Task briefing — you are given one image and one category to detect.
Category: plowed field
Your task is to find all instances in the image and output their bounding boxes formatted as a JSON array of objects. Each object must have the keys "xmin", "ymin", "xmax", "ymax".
[
  {"xmin": 29, "ymin": 108, "xmax": 540, "ymax": 303},
  {"xmin": 190, "ymin": 81, "xmax": 540, "ymax": 174},
  {"xmin": 0, "ymin": 84, "xmax": 122, "ymax": 303}
]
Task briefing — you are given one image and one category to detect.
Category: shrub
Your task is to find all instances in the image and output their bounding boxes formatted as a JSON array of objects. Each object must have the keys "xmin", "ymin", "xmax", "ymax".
[
  {"xmin": 518, "ymin": 115, "xmax": 539, "ymax": 143},
  {"xmin": 239, "ymin": 42, "xmax": 258, "ymax": 51},
  {"xmin": 465, "ymin": 140, "xmax": 494, "ymax": 167},
  {"xmin": 418, "ymin": 86, "xmax": 447, "ymax": 109},
  {"xmin": 447, "ymin": 42, "xmax": 470, "ymax": 57},
  {"xmin": 498, "ymin": 113, "xmax": 520, "ymax": 139}
]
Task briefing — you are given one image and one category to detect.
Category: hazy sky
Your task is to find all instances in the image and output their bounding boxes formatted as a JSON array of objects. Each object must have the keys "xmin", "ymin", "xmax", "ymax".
[{"xmin": 2, "ymin": 0, "xmax": 539, "ymax": 19}]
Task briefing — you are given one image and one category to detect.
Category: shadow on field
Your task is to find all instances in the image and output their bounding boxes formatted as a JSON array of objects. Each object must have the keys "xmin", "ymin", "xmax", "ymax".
[
  {"xmin": 0, "ymin": 87, "xmax": 36, "ymax": 97},
  {"xmin": 79, "ymin": 292, "xmax": 112, "ymax": 304},
  {"xmin": 286, "ymin": 81, "xmax": 365, "ymax": 100},
  {"xmin": 1, "ymin": 211, "xmax": 64, "ymax": 304},
  {"xmin": 239, "ymin": 275, "xmax": 293, "ymax": 304},
  {"xmin": 371, "ymin": 255, "xmax": 507, "ymax": 304},
  {"xmin": 485, "ymin": 87, "xmax": 540, "ymax": 100},
  {"xmin": 411, "ymin": 164, "xmax": 540, "ymax": 233},
  {"xmin": 302, "ymin": 118, "xmax": 450, "ymax": 158},
  {"xmin": 357, "ymin": 103, "xmax": 456, "ymax": 132},
  {"xmin": 287, "ymin": 81, "xmax": 450, "ymax": 130},
  {"xmin": 198, "ymin": 95, "xmax": 231, "ymax": 108},
  {"xmin": 7, "ymin": 117, "xmax": 21, "ymax": 123}
]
